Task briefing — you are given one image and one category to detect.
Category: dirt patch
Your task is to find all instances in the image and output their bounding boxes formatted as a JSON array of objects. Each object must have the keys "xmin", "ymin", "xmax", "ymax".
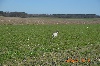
[{"xmin": 0, "ymin": 17, "xmax": 100, "ymax": 25}]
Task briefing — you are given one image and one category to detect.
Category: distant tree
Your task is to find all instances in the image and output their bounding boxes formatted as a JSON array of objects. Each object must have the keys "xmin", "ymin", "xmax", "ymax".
[
  {"xmin": 0, "ymin": 11, "xmax": 100, "ymax": 18},
  {"xmin": 0, "ymin": 11, "xmax": 3, "ymax": 16}
]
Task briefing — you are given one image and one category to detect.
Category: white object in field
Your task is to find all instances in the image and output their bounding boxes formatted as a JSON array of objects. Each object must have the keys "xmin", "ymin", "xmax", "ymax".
[
  {"xmin": 52, "ymin": 31, "xmax": 58, "ymax": 38},
  {"xmin": 87, "ymin": 27, "xmax": 89, "ymax": 28},
  {"xmin": 98, "ymin": 59, "xmax": 100, "ymax": 61}
]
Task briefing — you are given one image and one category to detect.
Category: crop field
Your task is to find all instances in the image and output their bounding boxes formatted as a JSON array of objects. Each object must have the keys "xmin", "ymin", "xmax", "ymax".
[{"xmin": 0, "ymin": 17, "xmax": 100, "ymax": 66}]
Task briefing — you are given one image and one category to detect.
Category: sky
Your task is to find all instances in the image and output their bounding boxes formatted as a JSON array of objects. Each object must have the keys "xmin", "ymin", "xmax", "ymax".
[{"xmin": 0, "ymin": 0, "xmax": 100, "ymax": 15}]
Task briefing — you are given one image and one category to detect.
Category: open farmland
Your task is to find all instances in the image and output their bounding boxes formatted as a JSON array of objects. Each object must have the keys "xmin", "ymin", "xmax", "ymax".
[
  {"xmin": 0, "ymin": 17, "xmax": 100, "ymax": 25},
  {"xmin": 0, "ymin": 17, "xmax": 100, "ymax": 66}
]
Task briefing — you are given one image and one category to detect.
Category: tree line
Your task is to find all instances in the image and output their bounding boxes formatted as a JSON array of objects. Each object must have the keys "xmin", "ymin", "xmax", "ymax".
[{"xmin": 0, "ymin": 11, "xmax": 100, "ymax": 18}]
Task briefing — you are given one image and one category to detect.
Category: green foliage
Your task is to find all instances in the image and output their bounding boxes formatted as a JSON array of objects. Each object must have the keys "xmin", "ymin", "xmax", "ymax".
[{"xmin": 0, "ymin": 24, "xmax": 100, "ymax": 66}]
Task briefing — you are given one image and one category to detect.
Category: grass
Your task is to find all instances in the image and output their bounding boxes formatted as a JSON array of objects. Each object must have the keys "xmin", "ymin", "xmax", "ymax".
[{"xmin": 0, "ymin": 24, "xmax": 100, "ymax": 66}]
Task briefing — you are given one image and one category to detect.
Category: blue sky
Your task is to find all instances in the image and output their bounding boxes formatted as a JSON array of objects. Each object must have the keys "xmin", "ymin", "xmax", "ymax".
[{"xmin": 0, "ymin": 0, "xmax": 100, "ymax": 15}]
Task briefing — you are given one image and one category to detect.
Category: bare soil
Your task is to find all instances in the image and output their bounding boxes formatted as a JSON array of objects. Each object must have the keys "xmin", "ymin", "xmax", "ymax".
[{"xmin": 0, "ymin": 17, "xmax": 100, "ymax": 25}]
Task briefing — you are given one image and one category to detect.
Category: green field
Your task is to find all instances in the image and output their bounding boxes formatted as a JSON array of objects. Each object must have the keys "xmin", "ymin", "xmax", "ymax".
[{"xmin": 0, "ymin": 24, "xmax": 100, "ymax": 66}]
